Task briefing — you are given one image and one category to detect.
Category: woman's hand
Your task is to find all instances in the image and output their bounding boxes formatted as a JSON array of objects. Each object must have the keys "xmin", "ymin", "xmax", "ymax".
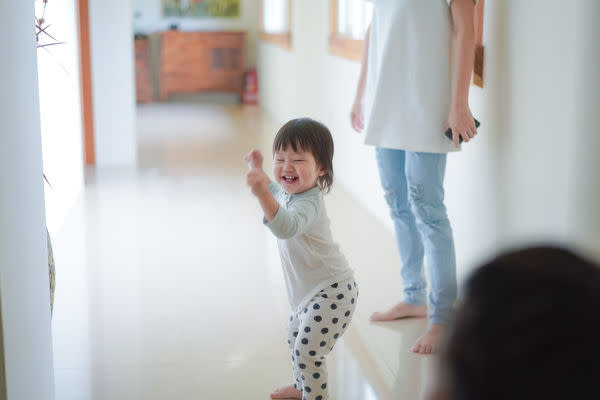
[
  {"xmin": 350, "ymin": 100, "xmax": 365, "ymax": 133},
  {"xmin": 244, "ymin": 149, "xmax": 270, "ymax": 197},
  {"xmin": 351, "ymin": 24, "xmax": 370, "ymax": 133},
  {"xmin": 446, "ymin": 106, "xmax": 477, "ymax": 148}
]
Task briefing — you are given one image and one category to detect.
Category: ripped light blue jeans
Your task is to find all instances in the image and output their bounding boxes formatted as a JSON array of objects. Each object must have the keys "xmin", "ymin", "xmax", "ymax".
[{"xmin": 375, "ymin": 148, "xmax": 456, "ymax": 325}]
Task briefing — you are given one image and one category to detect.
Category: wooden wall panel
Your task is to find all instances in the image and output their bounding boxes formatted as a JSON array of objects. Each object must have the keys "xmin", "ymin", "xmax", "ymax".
[{"xmin": 159, "ymin": 31, "xmax": 246, "ymax": 101}]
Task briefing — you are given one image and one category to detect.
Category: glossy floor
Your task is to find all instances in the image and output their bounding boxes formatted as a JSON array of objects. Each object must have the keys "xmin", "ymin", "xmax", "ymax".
[{"xmin": 52, "ymin": 102, "xmax": 437, "ymax": 400}]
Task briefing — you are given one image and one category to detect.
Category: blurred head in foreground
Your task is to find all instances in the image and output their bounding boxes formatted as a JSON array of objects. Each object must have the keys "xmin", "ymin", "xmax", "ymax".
[{"xmin": 430, "ymin": 246, "xmax": 600, "ymax": 400}]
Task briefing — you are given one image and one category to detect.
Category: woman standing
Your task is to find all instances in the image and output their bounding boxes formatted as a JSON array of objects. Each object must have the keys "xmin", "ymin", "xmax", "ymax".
[{"xmin": 351, "ymin": 0, "xmax": 478, "ymax": 354}]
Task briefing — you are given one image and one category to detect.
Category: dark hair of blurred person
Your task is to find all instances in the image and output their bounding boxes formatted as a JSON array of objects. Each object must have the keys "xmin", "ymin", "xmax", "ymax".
[{"xmin": 430, "ymin": 246, "xmax": 600, "ymax": 400}]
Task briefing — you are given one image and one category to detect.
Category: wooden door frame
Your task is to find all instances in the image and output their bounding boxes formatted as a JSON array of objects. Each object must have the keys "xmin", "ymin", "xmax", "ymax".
[
  {"xmin": 473, "ymin": 0, "xmax": 484, "ymax": 87},
  {"xmin": 78, "ymin": 0, "xmax": 95, "ymax": 165}
]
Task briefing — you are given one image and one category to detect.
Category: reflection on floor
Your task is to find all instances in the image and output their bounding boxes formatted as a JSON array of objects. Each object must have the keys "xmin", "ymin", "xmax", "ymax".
[{"xmin": 52, "ymin": 102, "xmax": 436, "ymax": 400}]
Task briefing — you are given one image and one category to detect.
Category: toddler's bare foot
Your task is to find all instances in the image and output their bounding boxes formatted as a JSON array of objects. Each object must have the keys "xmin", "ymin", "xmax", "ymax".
[
  {"xmin": 370, "ymin": 302, "xmax": 427, "ymax": 321},
  {"xmin": 411, "ymin": 323, "xmax": 445, "ymax": 354},
  {"xmin": 270, "ymin": 384, "xmax": 302, "ymax": 399}
]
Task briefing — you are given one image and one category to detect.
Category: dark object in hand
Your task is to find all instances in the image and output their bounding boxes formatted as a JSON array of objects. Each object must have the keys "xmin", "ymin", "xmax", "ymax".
[{"xmin": 445, "ymin": 118, "xmax": 481, "ymax": 144}]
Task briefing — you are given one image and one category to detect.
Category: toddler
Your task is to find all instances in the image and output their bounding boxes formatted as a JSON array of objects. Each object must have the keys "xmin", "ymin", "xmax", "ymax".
[{"xmin": 244, "ymin": 118, "xmax": 358, "ymax": 400}]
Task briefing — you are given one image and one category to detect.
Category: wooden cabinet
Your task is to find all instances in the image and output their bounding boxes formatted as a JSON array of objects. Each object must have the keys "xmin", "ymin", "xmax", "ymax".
[
  {"xmin": 134, "ymin": 38, "xmax": 154, "ymax": 103},
  {"xmin": 159, "ymin": 30, "xmax": 246, "ymax": 101}
]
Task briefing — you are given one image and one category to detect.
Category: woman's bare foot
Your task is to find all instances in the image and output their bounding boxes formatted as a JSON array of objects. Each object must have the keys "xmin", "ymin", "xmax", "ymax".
[
  {"xmin": 411, "ymin": 323, "xmax": 445, "ymax": 354},
  {"xmin": 370, "ymin": 302, "xmax": 428, "ymax": 321},
  {"xmin": 270, "ymin": 384, "xmax": 302, "ymax": 399}
]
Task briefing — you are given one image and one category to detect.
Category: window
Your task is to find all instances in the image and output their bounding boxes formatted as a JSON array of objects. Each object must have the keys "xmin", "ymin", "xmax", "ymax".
[
  {"xmin": 329, "ymin": 0, "xmax": 372, "ymax": 61},
  {"xmin": 336, "ymin": 0, "xmax": 372, "ymax": 40},
  {"xmin": 260, "ymin": 0, "xmax": 292, "ymax": 50}
]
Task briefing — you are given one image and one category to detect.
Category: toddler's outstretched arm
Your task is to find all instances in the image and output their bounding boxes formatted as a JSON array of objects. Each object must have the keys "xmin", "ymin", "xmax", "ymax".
[{"xmin": 244, "ymin": 149, "xmax": 279, "ymax": 221}]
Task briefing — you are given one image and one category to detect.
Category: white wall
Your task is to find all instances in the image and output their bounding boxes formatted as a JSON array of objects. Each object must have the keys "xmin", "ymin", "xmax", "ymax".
[
  {"xmin": 89, "ymin": 0, "xmax": 138, "ymax": 166},
  {"xmin": 475, "ymin": 0, "xmax": 600, "ymax": 264},
  {"xmin": 566, "ymin": 0, "xmax": 600, "ymax": 261},
  {"xmin": 492, "ymin": 2, "xmax": 578, "ymax": 245},
  {"xmin": 258, "ymin": 0, "xmax": 600, "ymax": 285},
  {"xmin": 0, "ymin": 1, "xmax": 56, "ymax": 398},
  {"xmin": 132, "ymin": 0, "xmax": 260, "ymax": 67},
  {"xmin": 37, "ymin": 0, "xmax": 85, "ymax": 236}
]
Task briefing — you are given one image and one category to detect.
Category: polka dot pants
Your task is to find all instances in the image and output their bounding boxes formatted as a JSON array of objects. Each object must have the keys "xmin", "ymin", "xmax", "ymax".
[{"xmin": 287, "ymin": 278, "xmax": 358, "ymax": 400}]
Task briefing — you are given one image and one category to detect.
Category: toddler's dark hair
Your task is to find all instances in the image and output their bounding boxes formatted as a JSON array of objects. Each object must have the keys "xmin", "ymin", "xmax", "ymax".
[{"xmin": 272, "ymin": 118, "xmax": 334, "ymax": 193}]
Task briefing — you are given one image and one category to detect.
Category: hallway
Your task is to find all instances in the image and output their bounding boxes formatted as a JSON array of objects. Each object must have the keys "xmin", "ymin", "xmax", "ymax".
[{"xmin": 51, "ymin": 102, "xmax": 435, "ymax": 400}]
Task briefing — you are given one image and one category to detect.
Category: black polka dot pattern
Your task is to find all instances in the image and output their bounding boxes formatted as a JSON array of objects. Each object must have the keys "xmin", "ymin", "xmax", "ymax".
[{"xmin": 285, "ymin": 279, "xmax": 358, "ymax": 400}]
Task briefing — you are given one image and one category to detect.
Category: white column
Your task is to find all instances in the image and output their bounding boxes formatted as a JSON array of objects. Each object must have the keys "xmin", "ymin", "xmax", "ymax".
[
  {"xmin": 569, "ymin": 0, "xmax": 600, "ymax": 262},
  {"xmin": 0, "ymin": 1, "xmax": 56, "ymax": 399},
  {"xmin": 89, "ymin": 0, "xmax": 137, "ymax": 166}
]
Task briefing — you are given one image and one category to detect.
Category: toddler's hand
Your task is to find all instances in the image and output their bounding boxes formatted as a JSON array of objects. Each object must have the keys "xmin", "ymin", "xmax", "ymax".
[
  {"xmin": 246, "ymin": 169, "xmax": 270, "ymax": 197},
  {"xmin": 244, "ymin": 149, "xmax": 263, "ymax": 170},
  {"xmin": 244, "ymin": 149, "xmax": 269, "ymax": 196}
]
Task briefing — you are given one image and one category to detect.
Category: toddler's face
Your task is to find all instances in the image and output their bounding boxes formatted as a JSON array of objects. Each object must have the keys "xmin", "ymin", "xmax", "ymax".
[{"xmin": 273, "ymin": 146, "xmax": 324, "ymax": 195}]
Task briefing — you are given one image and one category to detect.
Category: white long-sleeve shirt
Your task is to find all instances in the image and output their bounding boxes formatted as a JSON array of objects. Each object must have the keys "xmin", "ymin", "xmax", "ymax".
[{"xmin": 264, "ymin": 182, "xmax": 354, "ymax": 312}]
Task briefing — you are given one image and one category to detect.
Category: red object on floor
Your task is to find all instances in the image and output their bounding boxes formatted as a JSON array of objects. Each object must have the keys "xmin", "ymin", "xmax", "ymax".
[{"xmin": 242, "ymin": 68, "xmax": 259, "ymax": 105}]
